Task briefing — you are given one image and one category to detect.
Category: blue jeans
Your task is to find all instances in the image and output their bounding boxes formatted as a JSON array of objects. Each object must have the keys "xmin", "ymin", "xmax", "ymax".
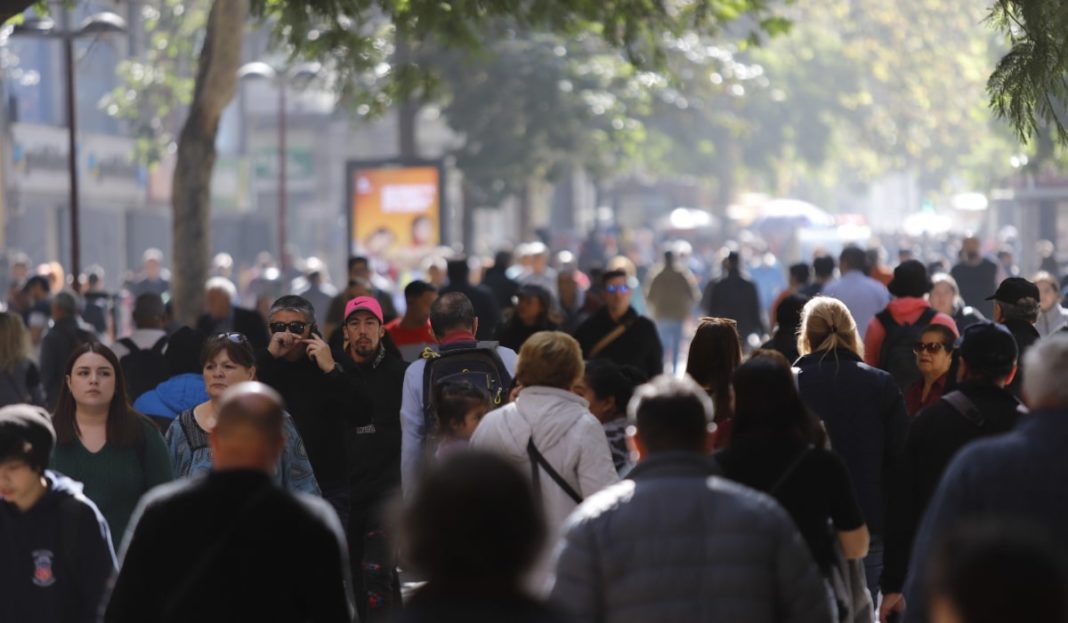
[
  {"xmin": 864, "ymin": 534, "xmax": 884, "ymax": 605},
  {"xmin": 658, "ymin": 320, "xmax": 684, "ymax": 374}
]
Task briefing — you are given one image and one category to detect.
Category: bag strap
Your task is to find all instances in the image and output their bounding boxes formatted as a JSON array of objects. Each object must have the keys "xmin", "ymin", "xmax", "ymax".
[
  {"xmin": 769, "ymin": 446, "xmax": 814, "ymax": 496},
  {"xmin": 118, "ymin": 338, "xmax": 139, "ymax": 353},
  {"xmin": 940, "ymin": 390, "xmax": 985, "ymax": 427},
  {"xmin": 527, "ymin": 438, "xmax": 583, "ymax": 504},
  {"xmin": 589, "ymin": 319, "xmax": 634, "ymax": 359}
]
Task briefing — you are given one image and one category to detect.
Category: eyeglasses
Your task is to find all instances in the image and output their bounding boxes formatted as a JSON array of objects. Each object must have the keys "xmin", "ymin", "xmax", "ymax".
[
  {"xmin": 605, "ymin": 284, "xmax": 630, "ymax": 294},
  {"xmin": 913, "ymin": 342, "xmax": 951, "ymax": 354},
  {"xmin": 269, "ymin": 321, "xmax": 308, "ymax": 335}
]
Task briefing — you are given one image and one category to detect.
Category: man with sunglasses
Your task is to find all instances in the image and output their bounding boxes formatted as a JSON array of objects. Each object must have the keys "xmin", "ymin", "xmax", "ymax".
[
  {"xmin": 255, "ymin": 295, "xmax": 355, "ymax": 527},
  {"xmin": 881, "ymin": 322, "xmax": 1023, "ymax": 623},
  {"xmin": 573, "ymin": 269, "xmax": 663, "ymax": 379}
]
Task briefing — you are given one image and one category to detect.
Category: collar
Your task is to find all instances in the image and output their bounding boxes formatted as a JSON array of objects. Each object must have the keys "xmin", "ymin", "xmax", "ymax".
[
  {"xmin": 797, "ymin": 347, "xmax": 862, "ymax": 365},
  {"xmin": 439, "ymin": 330, "xmax": 477, "ymax": 346},
  {"xmin": 627, "ymin": 452, "xmax": 719, "ymax": 480},
  {"xmin": 602, "ymin": 306, "xmax": 636, "ymax": 325}
]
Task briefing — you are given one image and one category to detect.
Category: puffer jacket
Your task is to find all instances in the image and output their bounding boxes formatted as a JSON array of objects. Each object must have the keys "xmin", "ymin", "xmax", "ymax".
[
  {"xmin": 550, "ymin": 452, "xmax": 834, "ymax": 623},
  {"xmin": 470, "ymin": 386, "xmax": 619, "ymax": 534},
  {"xmin": 133, "ymin": 373, "xmax": 208, "ymax": 422}
]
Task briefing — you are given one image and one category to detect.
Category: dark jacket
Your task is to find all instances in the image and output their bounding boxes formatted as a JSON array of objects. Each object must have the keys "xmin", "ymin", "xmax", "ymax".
[
  {"xmin": 951, "ymin": 304, "xmax": 985, "ymax": 333},
  {"xmin": 481, "ymin": 266, "xmax": 520, "ymax": 314},
  {"xmin": 195, "ymin": 307, "xmax": 269, "ymax": 349},
  {"xmin": 255, "ymin": 349, "xmax": 358, "ymax": 490},
  {"xmin": 103, "ymin": 470, "xmax": 353, "ymax": 623},
  {"xmin": 495, "ymin": 317, "xmax": 558, "ymax": 353},
  {"xmin": 336, "ymin": 343, "xmax": 408, "ymax": 506},
  {"xmin": 40, "ymin": 316, "xmax": 92, "ymax": 409},
  {"xmin": 904, "ymin": 410, "xmax": 1068, "ymax": 623},
  {"xmin": 796, "ymin": 348, "xmax": 908, "ymax": 535},
  {"xmin": 950, "ymin": 258, "xmax": 998, "ymax": 319},
  {"xmin": 702, "ymin": 270, "xmax": 765, "ymax": 339},
  {"xmin": 761, "ymin": 331, "xmax": 801, "ymax": 364},
  {"xmin": 882, "ymin": 382, "xmax": 1022, "ymax": 593},
  {"xmin": 441, "ymin": 283, "xmax": 501, "ymax": 341},
  {"xmin": 0, "ymin": 472, "xmax": 115, "ymax": 623},
  {"xmin": 572, "ymin": 307, "xmax": 663, "ymax": 379},
  {"xmin": 400, "ymin": 592, "xmax": 569, "ymax": 623},
  {"xmin": 550, "ymin": 452, "xmax": 834, "ymax": 623},
  {"xmin": 1003, "ymin": 317, "xmax": 1039, "ymax": 397}
]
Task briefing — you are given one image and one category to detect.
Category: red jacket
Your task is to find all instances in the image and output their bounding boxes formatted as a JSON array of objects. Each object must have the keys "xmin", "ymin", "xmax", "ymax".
[{"xmin": 863, "ymin": 298, "xmax": 958, "ymax": 368}]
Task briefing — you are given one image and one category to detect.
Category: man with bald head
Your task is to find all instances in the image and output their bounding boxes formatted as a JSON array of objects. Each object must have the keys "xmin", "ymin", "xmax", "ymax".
[{"xmin": 103, "ymin": 382, "xmax": 355, "ymax": 623}]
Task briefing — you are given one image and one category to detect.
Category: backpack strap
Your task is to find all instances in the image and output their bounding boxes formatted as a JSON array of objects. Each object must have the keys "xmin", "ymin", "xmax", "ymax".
[
  {"xmin": 527, "ymin": 438, "xmax": 583, "ymax": 504},
  {"xmin": 589, "ymin": 319, "xmax": 635, "ymax": 359},
  {"xmin": 940, "ymin": 391, "xmax": 985, "ymax": 427},
  {"xmin": 876, "ymin": 309, "xmax": 898, "ymax": 331},
  {"xmin": 150, "ymin": 335, "xmax": 168, "ymax": 354},
  {"xmin": 118, "ymin": 337, "xmax": 139, "ymax": 353},
  {"xmin": 770, "ymin": 446, "xmax": 814, "ymax": 496},
  {"xmin": 916, "ymin": 306, "xmax": 938, "ymax": 327}
]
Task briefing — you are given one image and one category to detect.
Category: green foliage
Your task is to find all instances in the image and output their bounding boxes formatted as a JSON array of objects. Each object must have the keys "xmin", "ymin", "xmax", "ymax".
[
  {"xmin": 99, "ymin": 0, "xmax": 210, "ymax": 163},
  {"xmin": 986, "ymin": 0, "xmax": 1068, "ymax": 143}
]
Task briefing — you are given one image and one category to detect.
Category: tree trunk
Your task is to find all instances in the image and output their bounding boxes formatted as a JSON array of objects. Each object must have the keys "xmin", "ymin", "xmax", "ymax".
[
  {"xmin": 461, "ymin": 180, "xmax": 475, "ymax": 253},
  {"xmin": 170, "ymin": 0, "xmax": 247, "ymax": 326},
  {"xmin": 517, "ymin": 181, "xmax": 533, "ymax": 242}
]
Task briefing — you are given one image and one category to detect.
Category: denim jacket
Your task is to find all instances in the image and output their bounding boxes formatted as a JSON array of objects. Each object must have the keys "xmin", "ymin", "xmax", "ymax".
[{"xmin": 164, "ymin": 408, "xmax": 320, "ymax": 495}]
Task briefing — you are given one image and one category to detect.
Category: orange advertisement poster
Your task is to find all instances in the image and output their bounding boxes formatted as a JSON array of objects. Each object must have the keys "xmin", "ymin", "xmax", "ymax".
[{"xmin": 350, "ymin": 165, "xmax": 441, "ymax": 263}]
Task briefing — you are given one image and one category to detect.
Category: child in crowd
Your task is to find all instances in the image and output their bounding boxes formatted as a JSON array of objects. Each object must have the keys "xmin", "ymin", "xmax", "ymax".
[
  {"xmin": 434, "ymin": 383, "xmax": 490, "ymax": 459},
  {"xmin": 0, "ymin": 404, "xmax": 116, "ymax": 623}
]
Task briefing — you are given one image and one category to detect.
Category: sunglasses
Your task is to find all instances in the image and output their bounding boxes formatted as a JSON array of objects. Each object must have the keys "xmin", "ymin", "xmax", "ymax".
[
  {"xmin": 913, "ymin": 342, "xmax": 951, "ymax": 354},
  {"xmin": 269, "ymin": 321, "xmax": 308, "ymax": 335},
  {"xmin": 605, "ymin": 284, "xmax": 630, "ymax": 294},
  {"xmin": 214, "ymin": 332, "xmax": 249, "ymax": 344}
]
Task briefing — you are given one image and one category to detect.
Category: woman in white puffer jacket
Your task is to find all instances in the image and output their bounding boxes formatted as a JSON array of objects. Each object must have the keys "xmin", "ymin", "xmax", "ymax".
[{"xmin": 471, "ymin": 331, "xmax": 619, "ymax": 575}]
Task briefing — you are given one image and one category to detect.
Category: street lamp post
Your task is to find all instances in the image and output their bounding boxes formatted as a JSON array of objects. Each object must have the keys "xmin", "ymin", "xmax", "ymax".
[
  {"xmin": 10, "ymin": 11, "xmax": 127, "ymax": 284},
  {"xmin": 237, "ymin": 61, "xmax": 320, "ymax": 276}
]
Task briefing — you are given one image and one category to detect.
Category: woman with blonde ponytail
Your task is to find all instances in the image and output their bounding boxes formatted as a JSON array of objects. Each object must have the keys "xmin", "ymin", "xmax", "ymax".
[{"xmin": 794, "ymin": 296, "xmax": 907, "ymax": 601}]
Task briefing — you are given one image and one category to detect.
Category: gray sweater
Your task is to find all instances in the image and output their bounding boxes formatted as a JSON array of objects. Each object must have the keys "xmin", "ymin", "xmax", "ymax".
[{"xmin": 550, "ymin": 452, "xmax": 834, "ymax": 623}]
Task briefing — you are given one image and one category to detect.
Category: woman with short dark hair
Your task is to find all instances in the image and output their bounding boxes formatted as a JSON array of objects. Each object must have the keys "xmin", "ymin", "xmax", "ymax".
[{"xmin": 163, "ymin": 332, "xmax": 319, "ymax": 494}]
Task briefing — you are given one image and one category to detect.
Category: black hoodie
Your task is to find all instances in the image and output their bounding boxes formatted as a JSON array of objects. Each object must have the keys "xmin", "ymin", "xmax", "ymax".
[{"xmin": 0, "ymin": 471, "xmax": 116, "ymax": 623}]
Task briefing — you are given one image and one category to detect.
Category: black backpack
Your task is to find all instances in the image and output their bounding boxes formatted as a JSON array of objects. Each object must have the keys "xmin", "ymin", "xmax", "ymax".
[
  {"xmin": 876, "ymin": 307, "xmax": 937, "ymax": 390},
  {"xmin": 421, "ymin": 341, "xmax": 512, "ymax": 447},
  {"xmin": 119, "ymin": 336, "xmax": 169, "ymax": 401}
]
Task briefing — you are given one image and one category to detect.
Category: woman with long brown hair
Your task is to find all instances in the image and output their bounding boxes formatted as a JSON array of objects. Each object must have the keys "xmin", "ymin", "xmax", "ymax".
[
  {"xmin": 684, "ymin": 317, "xmax": 742, "ymax": 447},
  {"xmin": 0, "ymin": 311, "xmax": 45, "ymax": 407},
  {"xmin": 51, "ymin": 342, "xmax": 173, "ymax": 540}
]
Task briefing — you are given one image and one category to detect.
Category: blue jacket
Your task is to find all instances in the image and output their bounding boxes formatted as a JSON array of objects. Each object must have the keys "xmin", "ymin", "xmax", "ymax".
[
  {"xmin": 904, "ymin": 410, "xmax": 1068, "ymax": 623},
  {"xmin": 796, "ymin": 348, "xmax": 907, "ymax": 535},
  {"xmin": 133, "ymin": 373, "xmax": 208, "ymax": 421}
]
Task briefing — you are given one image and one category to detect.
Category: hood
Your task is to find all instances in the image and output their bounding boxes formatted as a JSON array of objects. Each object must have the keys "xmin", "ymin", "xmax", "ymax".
[
  {"xmin": 30, "ymin": 470, "xmax": 87, "ymax": 514},
  {"xmin": 153, "ymin": 373, "xmax": 209, "ymax": 411},
  {"xmin": 887, "ymin": 297, "xmax": 931, "ymax": 316},
  {"xmin": 489, "ymin": 386, "xmax": 592, "ymax": 460}
]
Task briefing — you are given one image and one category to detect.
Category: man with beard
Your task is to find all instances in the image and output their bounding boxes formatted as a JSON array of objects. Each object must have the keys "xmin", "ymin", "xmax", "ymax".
[{"xmin": 335, "ymin": 296, "xmax": 407, "ymax": 620}]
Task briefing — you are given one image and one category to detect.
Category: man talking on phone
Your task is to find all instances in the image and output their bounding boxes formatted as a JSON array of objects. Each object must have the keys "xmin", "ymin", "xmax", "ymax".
[{"xmin": 255, "ymin": 295, "xmax": 361, "ymax": 527}]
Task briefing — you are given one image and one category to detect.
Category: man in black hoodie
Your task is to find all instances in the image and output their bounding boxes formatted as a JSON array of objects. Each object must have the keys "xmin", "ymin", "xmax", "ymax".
[
  {"xmin": 987, "ymin": 277, "xmax": 1040, "ymax": 397},
  {"xmin": 335, "ymin": 294, "xmax": 407, "ymax": 620},
  {"xmin": 0, "ymin": 404, "xmax": 115, "ymax": 623},
  {"xmin": 255, "ymin": 295, "xmax": 359, "ymax": 525}
]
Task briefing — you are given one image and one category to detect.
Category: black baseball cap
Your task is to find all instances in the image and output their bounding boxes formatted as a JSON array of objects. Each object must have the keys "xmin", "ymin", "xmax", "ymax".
[
  {"xmin": 956, "ymin": 321, "xmax": 1018, "ymax": 375},
  {"xmin": 0, "ymin": 404, "xmax": 55, "ymax": 472},
  {"xmin": 986, "ymin": 277, "xmax": 1039, "ymax": 304}
]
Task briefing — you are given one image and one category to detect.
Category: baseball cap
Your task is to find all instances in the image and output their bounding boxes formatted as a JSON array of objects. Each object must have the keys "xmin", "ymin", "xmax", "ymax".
[
  {"xmin": 986, "ymin": 277, "xmax": 1039, "ymax": 304},
  {"xmin": 956, "ymin": 321, "xmax": 1018, "ymax": 375},
  {"xmin": 0, "ymin": 404, "xmax": 55, "ymax": 471},
  {"xmin": 344, "ymin": 296, "xmax": 384, "ymax": 324}
]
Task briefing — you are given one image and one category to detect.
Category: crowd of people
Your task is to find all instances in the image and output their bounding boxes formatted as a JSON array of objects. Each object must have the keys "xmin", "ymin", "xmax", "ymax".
[{"xmin": 1, "ymin": 231, "xmax": 1068, "ymax": 623}]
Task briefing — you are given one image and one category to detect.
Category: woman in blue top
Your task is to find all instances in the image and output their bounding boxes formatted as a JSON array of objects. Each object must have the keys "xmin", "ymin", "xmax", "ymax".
[{"xmin": 164, "ymin": 332, "xmax": 319, "ymax": 494}]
